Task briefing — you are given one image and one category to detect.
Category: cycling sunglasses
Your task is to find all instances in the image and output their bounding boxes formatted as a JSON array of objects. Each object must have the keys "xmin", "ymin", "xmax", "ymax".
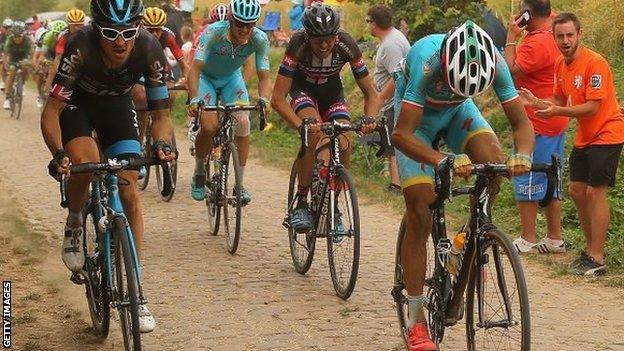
[
  {"xmin": 98, "ymin": 25, "xmax": 140, "ymax": 42},
  {"xmin": 231, "ymin": 19, "xmax": 256, "ymax": 29}
]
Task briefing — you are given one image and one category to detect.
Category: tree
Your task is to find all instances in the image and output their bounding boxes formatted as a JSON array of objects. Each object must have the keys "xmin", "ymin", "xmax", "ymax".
[{"xmin": 0, "ymin": 0, "xmax": 55, "ymax": 20}]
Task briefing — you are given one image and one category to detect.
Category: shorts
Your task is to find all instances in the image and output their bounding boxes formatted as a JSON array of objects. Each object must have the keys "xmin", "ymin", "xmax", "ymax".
[
  {"xmin": 513, "ymin": 133, "xmax": 565, "ymax": 201},
  {"xmin": 569, "ymin": 143, "xmax": 623, "ymax": 187},
  {"xmin": 60, "ymin": 93, "xmax": 141, "ymax": 159},
  {"xmin": 289, "ymin": 79, "xmax": 350, "ymax": 122},
  {"xmin": 393, "ymin": 71, "xmax": 494, "ymax": 188},
  {"xmin": 199, "ymin": 70, "xmax": 249, "ymax": 105}
]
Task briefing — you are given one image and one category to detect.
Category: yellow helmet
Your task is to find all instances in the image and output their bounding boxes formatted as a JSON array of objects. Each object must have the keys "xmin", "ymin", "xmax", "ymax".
[
  {"xmin": 142, "ymin": 7, "xmax": 167, "ymax": 28},
  {"xmin": 66, "ymin": 9, "xmax": 85, "ymax": 24}
]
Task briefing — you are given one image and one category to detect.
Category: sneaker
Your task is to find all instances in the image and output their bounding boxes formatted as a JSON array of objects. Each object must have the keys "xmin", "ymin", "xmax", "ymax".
[
  {"xmin": 62, "ymin": 226, "xmax": 85, "ymax": 272},
  {"xmin": 332, "ymin": 210, "xmax": 347, "ymax": 244},
  {"xmin": 289, "ymin": 204, "xmax": 312, "ymax": 233},
  {"xmin": 569, "ymin": 253, "xmax": 607, "ymax": 276},
  {"xmin": 138, "ymin": 304, "xmax": 156, "ymax": 333},
  {"xmin": 513, "ymin": 237, "xmax": 538, "ymax": 254},
  {"xmin": 241, "ymin": 187, "xmax": 252, "ymax": 206},
  {"xmin": 535, "ymin": 237, "xmax": 566, "ymax": 254},
  {"xmin": 406, "ymin": 322, "xmax": 437, "ymax": 351},
  {"xmin": 190, "ymin": 174, "xmax": 206, "ymax": 201},
  {"xmin": 3, "ymin": 99, "xmax": 10, "ymax": 110}
]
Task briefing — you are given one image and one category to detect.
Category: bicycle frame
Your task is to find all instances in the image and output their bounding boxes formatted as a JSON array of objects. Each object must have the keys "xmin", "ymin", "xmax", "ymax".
[{"xmin": 312, "ymin": 130, "xmax": 345, "ymax": 237}]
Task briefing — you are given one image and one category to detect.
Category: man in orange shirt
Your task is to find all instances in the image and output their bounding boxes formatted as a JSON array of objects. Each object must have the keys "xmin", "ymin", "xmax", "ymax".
[
  {"xmin": 505, "ymin": 0, "xmax": 568, "ymax": 255},
  {"xmin": 520, "ymin": 12, "xmax": 624, "ymax": 275}
]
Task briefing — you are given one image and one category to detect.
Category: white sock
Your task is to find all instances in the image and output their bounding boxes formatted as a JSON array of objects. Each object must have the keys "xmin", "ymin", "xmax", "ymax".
[
  {"xmin": 195, "ymin": 156, "xmax": 206, "ymax": 176},
  {"xmin": 406, "ymin": 294, "xmax": 426, "ymax": 328}
]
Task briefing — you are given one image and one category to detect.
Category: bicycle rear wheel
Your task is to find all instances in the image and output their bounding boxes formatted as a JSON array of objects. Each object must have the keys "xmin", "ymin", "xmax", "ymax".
[
  {"xmin": 465, "ymin": 229, "xmax": 530, "ymax": 351},
  {"xmin": 82, "ymin": 200, "xmax": 110, "ymax": 337},
  {"xmin": 287, "ymin": 160, "xmax": 316, "ymax": 274},
  {"xmin": 326, "ymin": 166, "xmax": 360, "ymax": 300},
  {"xmin": 221, "ymin": 142, "xmax": 242, "ymax": 254},
  {"xmin": 394, "ymin": 217, "xmax": 443, "ymax": 346},
  {"xmin": 112, "ymin": 217, "xmax": 142, "ymax": 350},
  {"xmin": 155, "ymin": 133, "xmax": 177, "ymax": 201},
  {"xmin": 138, "ymin": 127, "xmax": 152, "ymax": 191}
]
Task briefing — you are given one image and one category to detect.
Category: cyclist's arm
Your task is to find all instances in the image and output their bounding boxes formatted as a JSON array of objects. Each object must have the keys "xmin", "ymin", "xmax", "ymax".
[
  {"xmin": 45, "ymin": 54, "xmax": 61, "ymax": 91},
  {"xmin": 150, "ymin": 108, "xmax": 174, "ymax": 146},
  {"xmin": 271, "ymin": 74, "xmax": 300, "ymax": 129},
  {"xmin": 257, "ymin": 69, "xmax": 271, "ymax": 102},
  {"xmin": 187, "ymin": 59, "xmax": 204, "ymax": 102},
  {"xmin": 392, "ymin": 102, "xmax": 445, "ymax": 165},
  {"xmin": 41, "ymin": 96, "xmax": 68, "ymax": 154},
  {"xmin": 356, "ymin": 74, "xmax": 380, "ymax": 117},
  {"xmin": 502, "ymin": 99, "xmax": 534, "ymax": 156}
]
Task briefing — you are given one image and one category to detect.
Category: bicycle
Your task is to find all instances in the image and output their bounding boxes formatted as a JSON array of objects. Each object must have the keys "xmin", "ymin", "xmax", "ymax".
[
  {"xmin": 193, "ymin": 99, "xmax": 267, "ymax": 254},
  {"xmin": 60, "ymin": 157, "xmax": 172, "ymax": 350},
  {"xmin": 137, "ymin": 83, "xmax": 186, "ymax": 201},
  {"xmin": 391, "ymin": 155, "xmax": 560, "ymax": 350},
  {"xmin": 8, "ymin": 61, "xmax": 26, "ymax": 119},
  {"xmin": 35, "ymin": 59, "xmax": 50, "ymax": 111},
  {"xmin": 283, "ymin": 118, "xmax": 392, "ymax": 300}
]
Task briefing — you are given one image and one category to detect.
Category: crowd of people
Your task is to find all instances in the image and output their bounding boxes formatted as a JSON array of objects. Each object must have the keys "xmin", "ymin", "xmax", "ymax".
[{"xmin": 1, "ymin": 0, "xmax": 623, "ymax": 349}]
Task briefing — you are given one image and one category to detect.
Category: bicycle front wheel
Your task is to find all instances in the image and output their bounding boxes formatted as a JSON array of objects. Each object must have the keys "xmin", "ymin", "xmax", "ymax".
[
  {"xmin": 465, "ymin": 229, "xmax": 530, "ymax": 351},
  {"xmin": 326, "ymin": 166, "xmax": 360, "ymax": 300},
  {"xmin": 112, "ymin": 217, "xmax": 142, "ymax": 350},
  {"xmin": 221, "ymin": 142, "xmax": 242, "ymax": 254},
  {"xmin": 14, "ymin": 78, "xmax": 22, "ymax": 120},
  {"xmin": 205, "ymin": 154, "xmax": 221, "ymax": 236},
  {"xmin": 82, "ymin": 201, "xmax": 110, "ymax": 337},
  {"xmin": 287, "ymin": 160, "xmax": 316, "ymax": 274},
  {"xmin": 155, "ymin": 133, "xmax": 177, "ymax": 202}
]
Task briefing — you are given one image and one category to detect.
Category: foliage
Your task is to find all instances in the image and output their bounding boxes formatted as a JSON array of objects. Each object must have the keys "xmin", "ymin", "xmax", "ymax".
[
  {"xmin": 391, "ymin": 0, "xmax": 487, "ymax": 42},
  {"xmin": 0, "ymin": 0, "xmax": 56, "ymax": 20}
]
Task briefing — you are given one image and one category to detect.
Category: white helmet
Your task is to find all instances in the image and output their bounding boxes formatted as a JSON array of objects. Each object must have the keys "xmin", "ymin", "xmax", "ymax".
[
  {"xmin": 2, "ymin": 18, "xmax": 13, "ymax": 28},
  {"xmin": 441, "ymin": 20, "xmax": 497, "ymax": 98}
]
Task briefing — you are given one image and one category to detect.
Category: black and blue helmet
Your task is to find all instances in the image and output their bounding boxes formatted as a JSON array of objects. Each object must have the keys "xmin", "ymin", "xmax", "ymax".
[{"xmin": 91, "ymin": 0, "xmax": 144, "ymax": 26}]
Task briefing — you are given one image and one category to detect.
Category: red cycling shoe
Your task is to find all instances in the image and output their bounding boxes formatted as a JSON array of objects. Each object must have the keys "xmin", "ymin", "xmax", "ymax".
[{"xmin": 407, "ymin": 322, "xmax": 437, "ymax": 351}]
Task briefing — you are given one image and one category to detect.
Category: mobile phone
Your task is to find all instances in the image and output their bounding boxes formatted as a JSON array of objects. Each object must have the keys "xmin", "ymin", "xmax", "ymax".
[{"xmin": 517, "ymin": 10, "xmax": 531, "ymax": 27}]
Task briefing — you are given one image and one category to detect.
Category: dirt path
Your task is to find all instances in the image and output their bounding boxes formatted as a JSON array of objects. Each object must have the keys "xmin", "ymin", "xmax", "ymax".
[{"xmin": 1, "ymin": 90, "xmax": 624, "ymax": 350}]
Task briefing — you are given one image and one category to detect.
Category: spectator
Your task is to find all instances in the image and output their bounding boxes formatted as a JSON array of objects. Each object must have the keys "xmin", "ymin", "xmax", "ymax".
[
  {"xmin": 504, "ymin": 0, "xmax": 568, "ymax": 254},
  {"xmin": 180, "ymin": 25, "xmax": 194, "ymax": 62},
  {"xmin": 398, "ymin": 18, "xmax": 409, "ymax": 37},
  {"xmin": 519, "ymin": 12, "xmax": 624, "ymax": 275},
  {"xmin": 367, "ymin": 5, "xmax": 410, "ymax": 195},
  {"xmin": 288, "ymin": 0, "xmax": 304, "ymax": 32}
]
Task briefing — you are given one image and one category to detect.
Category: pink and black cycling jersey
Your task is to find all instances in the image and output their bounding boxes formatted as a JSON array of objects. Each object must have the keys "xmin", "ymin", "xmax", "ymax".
[
  {"xmin": 158, "ymin": 27, "xmax": 184, "ymax": 62},
  {"xmin": 278, "ymin": 30, "xmax": 369, "ymax": 85}
]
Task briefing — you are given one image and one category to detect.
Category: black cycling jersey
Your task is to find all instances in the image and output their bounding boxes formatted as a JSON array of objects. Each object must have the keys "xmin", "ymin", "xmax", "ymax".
[
  {"xmin": 49, "ymin": 24, "xmax": 170, "ymax": 110},
  {"xmin": 278, "ymin": 30, "xmax": 369, "ymax": 85}
]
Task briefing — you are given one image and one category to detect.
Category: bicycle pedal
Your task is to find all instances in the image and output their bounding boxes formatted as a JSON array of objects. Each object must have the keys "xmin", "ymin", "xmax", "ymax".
[
  {"xmin": 70, "ymin": 272, "xmax": 87, "ymax": 285},
  {"xmin": 282, "ymin": 215, "xmax": 292, "ymax": 229}
]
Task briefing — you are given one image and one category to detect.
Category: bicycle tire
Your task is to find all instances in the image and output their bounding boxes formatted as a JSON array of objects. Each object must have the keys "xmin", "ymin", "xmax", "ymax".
[
  {"xmin": 205, "ymin": 153, "xmax": 221, "ymax": 236},
  {"xmin": 82, "ymin": 201, "xmax": 110, "ymax": 337},
  {"xmin": 326, "ymin": 166, "xmax": 360, "ymax": 300},
  {"xmin": 155, "ymin": 133, "xmax": 177, "ymax": 202},
  {"xmin": 112, "ymin": 217, "xmax": 142, "ymax": 350},
  {"xmin": 138, "ymin": 128, "xmax": 152, "ymax": 191},
  {"xmin": 222, "ymin": 142, "xmax": 242, "ymax": 254},
  {"xmin": 14, "ymin": 77, "xmax": 22, "ymax": 120},
  {"xmin": 465, "ymin": 229, "xmax": 530, "ymax": 351},
  {"xmin": 287, "ymin": 160, "xmax": 316, "ymax": 274}
]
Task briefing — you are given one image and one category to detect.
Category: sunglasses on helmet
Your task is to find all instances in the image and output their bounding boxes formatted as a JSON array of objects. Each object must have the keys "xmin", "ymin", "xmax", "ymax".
[{"xmin": 97, "ymin": 25, "xmax": 140, "ymax": 42}]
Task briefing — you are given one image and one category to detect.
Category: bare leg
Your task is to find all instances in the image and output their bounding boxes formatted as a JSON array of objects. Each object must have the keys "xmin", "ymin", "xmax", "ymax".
[
  {"xmin": 517, "ymin": 201, "xmax": 538, "ymax": 243},
  {"xmin": 545, "ymin": 199, "xmax": 563, "ymax": 241},
  {"xmin": 569, "ymin": 181, "xmax": 591, "ymax": 251},
  {"xmin": 586, "ymin": 185, "xmax": 610, "ymax": 263}
]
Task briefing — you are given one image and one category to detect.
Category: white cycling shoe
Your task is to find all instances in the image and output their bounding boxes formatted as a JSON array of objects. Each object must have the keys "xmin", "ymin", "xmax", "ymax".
[
  {"xmin": 62, "ymin": 226, "xmax": 85, "ymax": 272},
  {"xmin": 138, "ymin": 304, "xmax": 156, "ymax": 333},
  {"xmin": 3, "ymin": 99, "xmax": 10, "ymax": 110}
]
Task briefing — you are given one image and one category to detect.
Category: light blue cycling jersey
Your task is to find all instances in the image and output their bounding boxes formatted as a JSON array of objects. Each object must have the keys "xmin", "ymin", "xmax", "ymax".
[
  {"xmin": 194, "ymin": 21, "xmax": 270, "ymax": 80},
  {"xmin": 400, "ymin": 34, "xmax": 518, "ymax": 108}
]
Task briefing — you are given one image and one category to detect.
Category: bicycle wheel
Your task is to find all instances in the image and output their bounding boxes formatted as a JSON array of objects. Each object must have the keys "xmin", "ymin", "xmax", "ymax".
[
  {"xmin": 394, "ymin": 217, "xmax": 444, "ymax": 347},
  {"xmin": 287, "ymin": 160, "xmax": 316, "ymax": 274},
  {"xmin": 205, "ymin": 153, "xmax": 221, "ymax": 236},
  {"xmin": 326, "ymin": 166, "xmax": 360, "ymax": 300},
  {"xmin": 112, "ymin": 217, "xmax": 142, "ymax": 350},
  {"xmin": 465, "ymin": 229, "xmax": 530, "ymax": 351},
  {"xmin": 138, "ymin": 127, "xmax": 151, "ymax": 191},
  {"xmin": 82, "ymin": 200, "xmax": 110, "ymax": 337},
  {"xmin": 155, "ymin": 133, "xmax": 177, "ymax": 201},
  {"xmin": 221, "ymin": 142, "xmax": 242, "ymax": 254},
  {"xmin": 14, "ymin": 78, "xmax": 22, "ymax": 120}
]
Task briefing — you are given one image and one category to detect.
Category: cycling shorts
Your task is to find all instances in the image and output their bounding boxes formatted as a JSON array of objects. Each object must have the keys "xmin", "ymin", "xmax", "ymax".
[
  {"xmin": 289, "ymin": 79, "xmax": 350, "ymax": 122},
  {"xmin": 198, "ymin": 70, "xmax": 249, "ymax": 105},
  {"xmin": 60, "ymin": 93, "xmax": 141, "ymax": 159},
  {"xmin": 393, "ymin": 71, "xmax": 495, "ymax": 188}
]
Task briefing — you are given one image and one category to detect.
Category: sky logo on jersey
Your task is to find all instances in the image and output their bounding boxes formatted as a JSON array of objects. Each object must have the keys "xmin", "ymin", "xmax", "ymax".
[{"xmin": 148, "ymin": 61, "xmax": 165, "ymax": 85}]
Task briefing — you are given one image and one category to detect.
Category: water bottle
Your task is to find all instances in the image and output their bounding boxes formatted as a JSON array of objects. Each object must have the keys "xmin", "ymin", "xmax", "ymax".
[{"xmin": 447, "ymin": 230, "xmax": 467, "ymax": 277}]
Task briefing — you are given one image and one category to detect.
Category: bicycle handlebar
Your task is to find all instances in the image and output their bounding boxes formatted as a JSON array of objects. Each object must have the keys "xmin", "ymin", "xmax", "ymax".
[{"xmin": 194, "ymin": 100, "xmax": 267, "ymax": 132}]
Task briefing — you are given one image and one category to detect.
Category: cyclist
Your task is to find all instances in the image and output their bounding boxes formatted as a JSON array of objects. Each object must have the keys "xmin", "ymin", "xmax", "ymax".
[
  {"xmin": 32, "ymin": 25, "xmax": 50, "ymax": 107},
  {"xmin": 187, "ymin": 0, "xmax": 272, "ymax": 204},
  {"xmin": 271, "ymin": 3, "xmax": 378, "ymax": 232},
  {"xmin": 3, "ymin": 22, "xmax": 33, "ymax": 110},
  {"xmin": 55, "ymin": 9, "xmax": 87, "ymax": 56},
  {"xmin": 41, "ymin": 20, "xmax": 68, "ymax": 92},
  {"xmin": 41, "ymin": 0, "xmax": 175, "ymax": 333},
  {"xmin": 390, "ymin": 20, "xmax": 534, "ymax": 350},
  {"xmin": 0, "ymin": 18, "xmax": 13, "ymax": 90},
  {"xmin": 188, "ymin": 3, "xmax": 230, "ymax": 64}
]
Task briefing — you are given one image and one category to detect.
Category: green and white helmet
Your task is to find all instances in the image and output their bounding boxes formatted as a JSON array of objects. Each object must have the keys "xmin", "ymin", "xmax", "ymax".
[{"xmin": 441, "ymin": 20, "xmax": 497, "ymax": 98}]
